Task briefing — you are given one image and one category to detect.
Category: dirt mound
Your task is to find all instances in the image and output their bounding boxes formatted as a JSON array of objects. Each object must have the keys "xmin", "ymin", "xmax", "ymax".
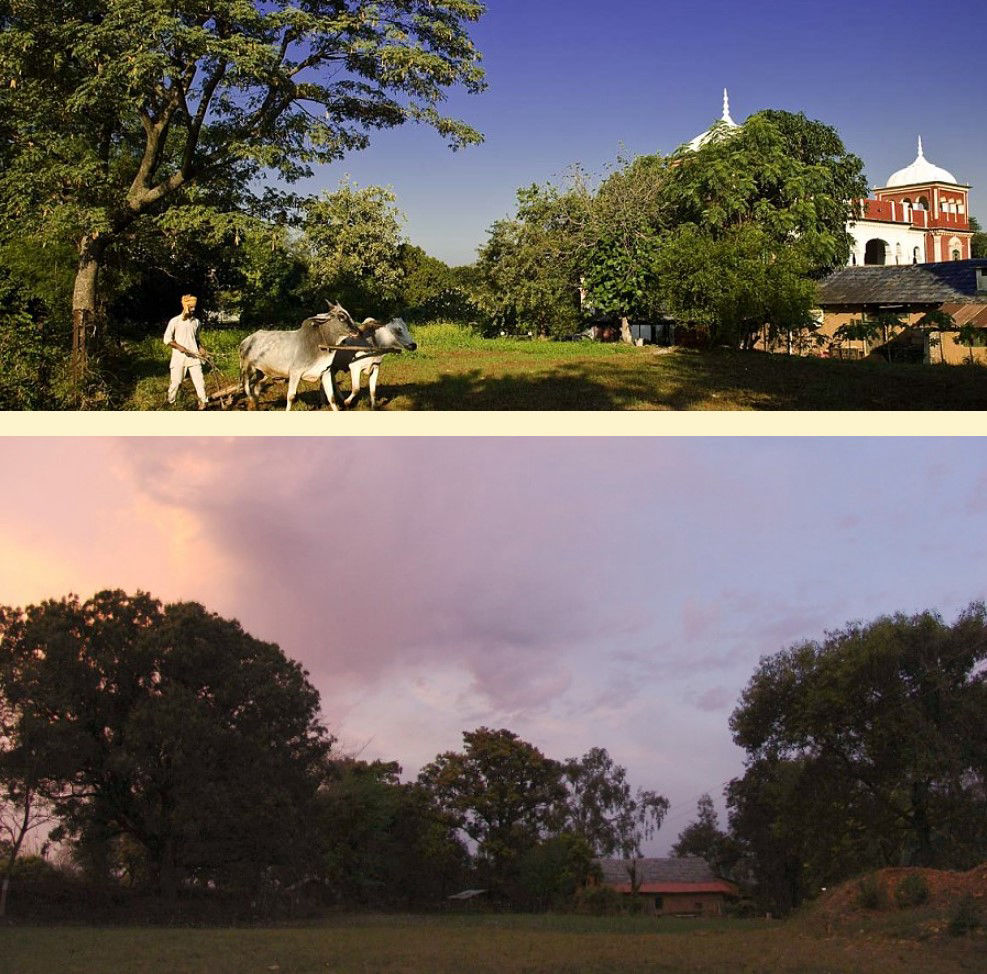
[{"xmin": 812, "ymin": 863, "xmax": 987, "ymax": 922}]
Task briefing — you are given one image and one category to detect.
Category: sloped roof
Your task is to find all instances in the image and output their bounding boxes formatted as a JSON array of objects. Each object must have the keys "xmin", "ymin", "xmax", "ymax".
[
  {"xmin": 941, "ymin": 303, "xmax": 987, "ymax": 327},
  {"xmin": 596, "ymin": 857, "xmax": 738, "ymax": 896},
  {"xmin": 817, "ymin": 260, "xmax": 987, "ymax": 307},
  {"xmin": 597, "ymin": 857, "xmax": 714, "ymax": 885}
]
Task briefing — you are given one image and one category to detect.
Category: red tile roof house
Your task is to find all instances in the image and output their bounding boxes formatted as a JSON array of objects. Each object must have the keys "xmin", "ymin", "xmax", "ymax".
[{"xmin": 593, "ymin": 857, "xmax": 739, "ymax": 917}]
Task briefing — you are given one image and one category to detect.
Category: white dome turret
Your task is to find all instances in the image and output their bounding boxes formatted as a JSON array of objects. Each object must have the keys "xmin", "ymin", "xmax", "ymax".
[
  {"xmin": 885, "ymin": 137, "xmax": 957, "ymax": 187},
  {"xmin": 685, "ymin": 88, "xmax": 740, "ymax": 152}
]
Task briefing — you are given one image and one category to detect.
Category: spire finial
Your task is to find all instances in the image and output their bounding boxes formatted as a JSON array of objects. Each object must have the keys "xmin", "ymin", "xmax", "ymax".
[
  {"xmin": 917, "ymin": 135, "xmax": 924, "ymax": 159},
  {"xmin": 721, "ymin": 88, "xmax": 735, "ymax": 126}
]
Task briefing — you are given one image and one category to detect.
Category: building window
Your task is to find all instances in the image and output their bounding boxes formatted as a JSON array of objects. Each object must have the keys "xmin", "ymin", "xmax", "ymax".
[
  {"xmin": 917, "ymin": 196, "xmax": 929, "ymax": 210},
  {"xmin": 895, "ymin": 243, "xmax": 902, "ymax": 264},
  {"xmin": 864, "ymin": 239, "xmax": 887, "ymax": 265},
  {"xmin": 913, "ymin": 247, "xmax": 920, "ymax": 264},
  {"xmin": 952, "ymin": 250, "xmax": 961, "ymax": 260}
]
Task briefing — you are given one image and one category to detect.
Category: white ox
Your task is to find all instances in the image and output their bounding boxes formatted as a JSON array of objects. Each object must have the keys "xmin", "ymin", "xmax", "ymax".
[
  {"xmin": 330, "ymin": 317, "xmax": 417, "ymax": 411},
  {"xmin": 238, "ymin": 306, "xmax": 415, "ymax": 411}
]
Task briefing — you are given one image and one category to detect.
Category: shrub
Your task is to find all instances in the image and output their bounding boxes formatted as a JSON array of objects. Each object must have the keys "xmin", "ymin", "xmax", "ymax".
[
  {"xmin": 893, "ymin": 873, "xmax": 929, "ymax": 909},
  {"xmin": 571, "ymin": 884, "xmax": 625, "ymax": 916},
  {"xmin": 856, "ymin": 874, "xmax": 888, "ymax": 911},
  {"xmin": 947, "ymin": 894, "xmax": 981, "ymax": 936}
]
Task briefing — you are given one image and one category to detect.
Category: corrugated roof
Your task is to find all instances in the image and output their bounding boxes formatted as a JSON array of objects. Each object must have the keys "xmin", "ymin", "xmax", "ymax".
[
  {"xmin": 817, "ymin": 259, "xmax": 987, "ymax": 307},
  {"xmin": 941, "ymin": 303, "xmax": 987, "ymax": 327},
  {"xmin": 596, "ymin": 857, "xmax": 718, "ymax": 886}
]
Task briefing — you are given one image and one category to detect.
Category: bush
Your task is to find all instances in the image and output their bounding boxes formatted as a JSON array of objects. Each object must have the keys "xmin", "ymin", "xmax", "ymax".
[
  {"xmin": 893, "ymin": 873, "xmax": 929, "ymax": 909},
  {"xmin": 572, "ymin": 884, "xmax": 625, "ymax": 916},
  {"xmin": 727, "ymin": 897, "xmax": 757, "ymax": 918},
  {"xmin": 856, "ymin": 874, "xmax": 888, "ymax": 911},
  {"xmin": 0, "ymin": 306, "xmax": 68, "ymax": 409},
  {"xmin": 947, "ymin": 894, "xmax": 981, "ymax": 936}
]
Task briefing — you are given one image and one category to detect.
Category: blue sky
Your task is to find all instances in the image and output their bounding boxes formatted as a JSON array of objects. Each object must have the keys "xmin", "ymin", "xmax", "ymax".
[
  {"xmin": 3, "ymin": 436, "xmax": 987, "ymax": 852},
  {"xmin": 303, "ymin": 0, "xmax": 986, "ymax": 264}
]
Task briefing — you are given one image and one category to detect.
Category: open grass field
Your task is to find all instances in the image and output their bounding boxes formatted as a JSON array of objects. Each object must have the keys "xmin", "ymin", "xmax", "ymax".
[
  {"xmin": 1, "ymin": 912, "xmax": 982, "ymax": 974},
  {"xmin": 120, "ymin": 323, "xmax": 987, "ymax": 411}
]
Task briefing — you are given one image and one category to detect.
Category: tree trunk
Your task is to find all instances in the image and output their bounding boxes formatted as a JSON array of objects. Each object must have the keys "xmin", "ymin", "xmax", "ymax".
[
  {"xmin": 157, "ymin": 834, "xmax": 180, "ymax": 902},
  {"xmin": 70, "ymin": 235, "xmax": 106, "ymax": 389},
  {"xmin": 0, "ymin": 792, "xmax": 32, "ymax": 918}
]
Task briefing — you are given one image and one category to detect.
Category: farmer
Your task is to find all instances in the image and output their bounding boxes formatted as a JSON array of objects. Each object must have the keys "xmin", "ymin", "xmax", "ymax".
[{"xmin": 163, "ymin": 293, "xmax": 209, "ymax": 409}]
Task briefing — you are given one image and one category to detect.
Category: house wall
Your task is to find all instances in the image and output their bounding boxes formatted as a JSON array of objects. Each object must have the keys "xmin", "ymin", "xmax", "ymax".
[
  {"xmin": 816, "ymin": 308, "xmax": 987, "ymax": 365},
  {"xmin": 848, "ymin": 220, "xmax": 927, "ymax": 266},
  {"xmin": 649, "ymin": 892, "xmax": 727, "ymax": 917}
]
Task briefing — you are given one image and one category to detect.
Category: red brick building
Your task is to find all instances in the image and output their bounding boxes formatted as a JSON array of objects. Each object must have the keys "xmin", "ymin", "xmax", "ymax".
[
  {"xmin": 849, "ymin": 138, "xmax": 973, "ymax": 266},
  {"xmin": 594, "ymin": 857, "xmax": 739, "ymax": 917}
]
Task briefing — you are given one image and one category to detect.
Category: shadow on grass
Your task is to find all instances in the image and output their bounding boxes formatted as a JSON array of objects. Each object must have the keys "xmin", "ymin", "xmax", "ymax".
[
  {"xmin": 392, "ymin": 355, "xmax": 796, "ymax": 410},
  {"xmin": 114, "ymin": 339, "xmax": 987, "ymax": 412},
  {"xmin": 397, "ymin": 365, "xmax": 640, "ymax": 410}
]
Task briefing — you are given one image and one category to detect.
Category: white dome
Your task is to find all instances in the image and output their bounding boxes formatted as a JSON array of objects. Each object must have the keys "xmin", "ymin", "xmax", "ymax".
[
  {"xmin": 885, "ymin": 137, "xmax": 956, "ymax": 187},
  {"xmin": 685, "ymin": 88, "xmax": 740, "ymax": 151}
]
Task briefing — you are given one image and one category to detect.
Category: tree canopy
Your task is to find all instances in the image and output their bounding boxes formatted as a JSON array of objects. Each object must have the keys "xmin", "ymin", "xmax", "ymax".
[
  {"xmin": 558, "ymin": 746, "xmax": 669, "ymax": 858},
  {"xmin": 670, "ymin": 793, "xmax": 731, "ymax": 871},
  {"xmin": 477, "ymin": 110, "xmax": 866, "ymax": 345},
  {"xmin": 302, "ymin": 179, "xmax": 407, "ymax": 318},
  {"xmin": 0, "ymin": 590, "xmax": 332, "ymax": 896},
  {"xmin": 417, "ymin": 727, "xmax": 565, "ymax": 879},
  {"xmin": 727, "ymin": 604, "xmax": 987, "ymax": 911}
]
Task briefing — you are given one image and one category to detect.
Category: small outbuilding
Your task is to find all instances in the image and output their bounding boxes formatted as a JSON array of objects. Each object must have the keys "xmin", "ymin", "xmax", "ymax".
[
  {"xmin": 813, "ymin": 258, "xmax": 987, "ymax": 363},
  {"xmin": 593, "ymin": 857, "xmax": 738, "ymax": 917}
]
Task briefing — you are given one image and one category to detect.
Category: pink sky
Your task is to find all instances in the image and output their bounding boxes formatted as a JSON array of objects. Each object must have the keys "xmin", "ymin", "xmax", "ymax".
[{"xmin": 3, "ymin": 436, "xmax": 986, "ymax": 851}]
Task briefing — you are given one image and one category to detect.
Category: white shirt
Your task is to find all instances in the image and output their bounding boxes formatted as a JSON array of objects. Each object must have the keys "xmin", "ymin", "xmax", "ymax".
[{"xmin": 163, "ymin": 314, "xmax": 203, "ymax": 367}]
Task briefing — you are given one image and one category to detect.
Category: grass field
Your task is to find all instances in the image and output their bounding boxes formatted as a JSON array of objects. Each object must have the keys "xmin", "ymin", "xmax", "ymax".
[
  {"xmin": 120, "ymin": 323, "xmax": 987, "ymax": 411},
  {"xmin": 1, "ymin": 912, "xmax": 982, "ymax": 974}
]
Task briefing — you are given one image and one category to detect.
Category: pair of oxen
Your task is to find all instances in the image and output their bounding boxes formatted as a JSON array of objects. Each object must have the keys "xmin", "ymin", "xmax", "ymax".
[{"xmin": 238, "ymin": 303, "xmax": 416, "ymax": 411}]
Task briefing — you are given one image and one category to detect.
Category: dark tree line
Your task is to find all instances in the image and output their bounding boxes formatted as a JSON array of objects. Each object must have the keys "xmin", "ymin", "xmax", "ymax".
[
  {"xmin": 0, "ymin": 590, "xmax": 667, "ymax": 916},
  {"xmin": 4, "ymin": 591, "xmax": 984, "ymax": 919}
]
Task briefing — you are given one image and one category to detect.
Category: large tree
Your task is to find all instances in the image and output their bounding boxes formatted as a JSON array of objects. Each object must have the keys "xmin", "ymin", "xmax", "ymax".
[
  {"xmin": 638, "ymin": 110, "xmax": 867, "ymax": 348},
  {"xmin": 302, "ymin": 179, "xmax": 407, "ymax": 318},
  {"xmin": 729, "ymin": 603, "xmax": 987, "ymax": 900},
  {"xmin": 662, "ymin": 111, "xmax": 866, "ymax": 270},
  {"xmin": 475, "ymin": 178, "xmax": 594, "ymax": 337},
  {"xmin": 655, "ymin": 221, "xmax": 818, "ymax": 349},
  {"xmin": 581, "ymin": 153, "xmax": 671, "ymax": 330},
  {"xmin": 557, "ymin": 746, "xmax": 669, "ymax": 858},
  {"xmin": 417, "ymin": 727, "xmax": 565, "ymax": 882},
  {"xmin": 671, "ymin": 793, "xmax": 730, "ymax": 870},
  {"xmin": 0, "ymin": 0, "xmax": 485, "ymax": 381},
  {"xmin": 0, "ymin": 590, "xmax": 332, "ymax": 896}
]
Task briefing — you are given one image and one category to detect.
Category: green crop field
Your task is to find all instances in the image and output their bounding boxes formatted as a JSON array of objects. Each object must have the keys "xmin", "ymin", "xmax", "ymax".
[
  {"xmin": 120, "ymin": 323, "xmax": 987, "ymax": 411},
  {"xmin": 0, "ymin": 913, "xmax": 981, "ymax": 974}
]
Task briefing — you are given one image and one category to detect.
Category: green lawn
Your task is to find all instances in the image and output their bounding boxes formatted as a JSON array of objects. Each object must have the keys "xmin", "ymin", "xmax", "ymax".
[
  {"xmin": 1, "ymin": 913, "xmax": 981, "ymax": 974},
  {"xmin": 119, "ymin": 323, "xmax": 987, "ymax": 411}
]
